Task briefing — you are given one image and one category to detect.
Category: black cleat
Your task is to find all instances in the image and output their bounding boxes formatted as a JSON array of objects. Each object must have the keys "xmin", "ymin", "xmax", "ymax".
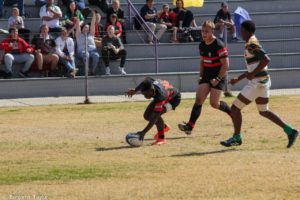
[
  {"xmin": 220, "ymin": 136, "xmax": 242, "ymax": 147},
  {"xmin": 287, "ymin": 129, "xmax": 299, "ymax": 148},
  {"xmin": 178, "ymin": 122, "xmax": 193, "ymax": 135}
]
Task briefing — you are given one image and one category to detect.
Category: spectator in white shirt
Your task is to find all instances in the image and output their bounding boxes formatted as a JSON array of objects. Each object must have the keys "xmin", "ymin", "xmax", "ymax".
[
  {"xmin": 55, "ymin": 27, "xmax": 77, "ymax": 78},
  {"xmin": 40, "ymin": 0, "xmax": 63, "ymax": 34},
  {"xmin": 8, "ymin": 7, "xmax": 30, "ymax": 43}
]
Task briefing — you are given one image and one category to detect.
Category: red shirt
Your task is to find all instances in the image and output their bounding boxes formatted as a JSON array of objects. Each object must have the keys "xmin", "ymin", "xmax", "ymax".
[
  {"xmin": 105, "ymin": 21, "xmax": 123, "ymax": 36},
  {"xmin": 0, "ymin": 36, "xmax": 33, "ymax": 54}
]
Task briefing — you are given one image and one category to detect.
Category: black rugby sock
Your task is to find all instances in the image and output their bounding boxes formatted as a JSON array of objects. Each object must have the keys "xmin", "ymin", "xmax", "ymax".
[{"xmin": 188, "ymin": 104, "xmax": 202, "ymax": 128}]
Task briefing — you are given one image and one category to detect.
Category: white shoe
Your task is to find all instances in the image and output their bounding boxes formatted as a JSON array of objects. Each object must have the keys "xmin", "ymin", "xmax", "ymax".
[
  {"xmin": 105, "ymin": 67, "xmax": 111, "ymax": 75},
  {"xmin": 119, "ymin": 67, "xmax": 126, "ymax": 75}
]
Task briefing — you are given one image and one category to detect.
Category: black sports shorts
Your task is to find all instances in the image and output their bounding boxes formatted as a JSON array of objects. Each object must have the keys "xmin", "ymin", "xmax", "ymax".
[{"xmin": 199, "ymin": 77, "xmax": 225, "ymax": 91}]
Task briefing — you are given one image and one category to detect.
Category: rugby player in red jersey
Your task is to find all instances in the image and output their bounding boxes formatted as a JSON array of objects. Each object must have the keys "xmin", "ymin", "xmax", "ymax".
[
  {"xmin": 178, "ymin": 20, "xmax": 232, "ymax": 135},
  {"xmin": 126, "ymin": 77, "xmax": 181, "ymax": 145}
]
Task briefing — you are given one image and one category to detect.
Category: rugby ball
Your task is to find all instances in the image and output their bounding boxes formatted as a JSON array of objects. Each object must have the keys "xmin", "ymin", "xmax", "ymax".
[{"xmin": 126, "ymin": 133, "xmax": 143, "ymax": 147}]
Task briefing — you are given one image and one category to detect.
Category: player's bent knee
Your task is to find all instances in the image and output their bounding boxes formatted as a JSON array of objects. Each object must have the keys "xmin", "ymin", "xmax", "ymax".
[
  {"xmin": 143, "ymin": 113, "xmax": 151, "ymax": 121},
  {"xmin": 233, "ymin": 98, "xmax": 246, "ymax": 110}
]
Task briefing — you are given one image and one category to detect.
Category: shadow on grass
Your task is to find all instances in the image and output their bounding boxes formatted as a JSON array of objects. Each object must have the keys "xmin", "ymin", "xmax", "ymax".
[
  {"xmin": 95, "ymin": 146, "xmax": 133, "ymax": 151},
  {"xmin": 171, "ymin": 148, "xmax": 239, "ymax": 157}
]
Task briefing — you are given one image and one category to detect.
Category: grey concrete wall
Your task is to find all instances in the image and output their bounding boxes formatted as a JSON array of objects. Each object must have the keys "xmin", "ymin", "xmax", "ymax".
[{"xmin": 0, "ymin": 69, "xmax": 299, "ymax": 99}]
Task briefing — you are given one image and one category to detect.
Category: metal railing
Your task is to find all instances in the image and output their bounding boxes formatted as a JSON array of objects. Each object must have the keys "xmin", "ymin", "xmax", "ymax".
[{"xmin": 126, "ymin": 0, "xmax": 159, "ymax": 73}]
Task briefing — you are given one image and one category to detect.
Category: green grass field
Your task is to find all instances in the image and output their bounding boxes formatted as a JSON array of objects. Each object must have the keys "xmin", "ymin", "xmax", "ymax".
[{"xmin": 0, "ymin": 96, "xmax": 300, "ymax": 200}]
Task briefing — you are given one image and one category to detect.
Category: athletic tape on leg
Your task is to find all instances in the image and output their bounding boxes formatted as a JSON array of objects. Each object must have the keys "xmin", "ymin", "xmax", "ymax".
[
  {"xmin": 233, "ymin": 98, "xmax": 247, "ymax": 110},
  {"xmin": 256, "ymin": 104, "xmax": 269, "ymax": 112}
]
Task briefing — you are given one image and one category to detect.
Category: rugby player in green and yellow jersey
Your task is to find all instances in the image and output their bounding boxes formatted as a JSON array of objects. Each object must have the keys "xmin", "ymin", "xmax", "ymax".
[{"xmin": 220, "ymin": 20, "xmax": 298, "ymax": 148}]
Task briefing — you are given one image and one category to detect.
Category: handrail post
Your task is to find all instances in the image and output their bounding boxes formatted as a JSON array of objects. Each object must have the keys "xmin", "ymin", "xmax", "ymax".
[
  {"xmin": 126, "ymin": 0, "xmax": 159, "ymax": 73},
  {"xmin": 223, "ymin": 22, "xmax": 233, "ymax": 97},
  {"xmin": 154, "ymin": 40, "xmax": 158, "ymax": 73},
  {"xmin": 127, "ymin": 0, "xmax": 132, "ymax": 29},
  {"xmin": 84, "ymin": 34, "xmax": 91, "ymax": 104}
]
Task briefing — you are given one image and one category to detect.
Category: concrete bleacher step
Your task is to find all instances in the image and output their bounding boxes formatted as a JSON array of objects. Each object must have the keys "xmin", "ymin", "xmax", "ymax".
[
  {"xmin": 2, "ymin": 1, "xmax": 299, "ymax": 25},
  {"xmin": 2, "ymin": 22, "xmax": 299, "ymax": 44},
  {"xmin": 2, "ymin": 52, "xmax": 299, "ymax": 77},
  {"xmin": 124, "ymin": 0, "xmax": 300, "ymax": 15},
  {"xmin": 2, "ymin": 68, "xmax": 300, "ymax": 98},
  {"xmin": 126, "ymin": 25, "xmax": 300, "ymax": 44},
  {"xmin": 192, "ymin": 11, "xmax": 300, "ymax": 26},
  {"xmin": 125, "ymin": 38, "xmax": 300, "ymax": 58},
  {"xmin": 119, "ymin": 53, "xmax": 300, "ymax": 74},
  {"xmin": 178, "ymin": 0, "xmax": 300, "ymax": 15}
]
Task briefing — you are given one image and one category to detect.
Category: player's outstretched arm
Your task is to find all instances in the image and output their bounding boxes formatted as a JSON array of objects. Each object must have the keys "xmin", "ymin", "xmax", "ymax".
[
  {"xmin": 125, "ymin": 88, "xmax": 137, "ymax": 97},
  {"xmin": 230, "ymin": 71, "xmax": 249, "ymax": 85}
]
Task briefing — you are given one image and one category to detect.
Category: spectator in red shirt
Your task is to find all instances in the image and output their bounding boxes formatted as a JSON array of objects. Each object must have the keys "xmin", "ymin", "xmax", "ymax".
[
  {"xmin": 0, "ymin": 28, "xmax": 34, "ymax": 78},
  {"xmin": 159, "ymin": 3, "xmax": 178, "ymax": 43},
  {"xmin": 106, "ymin": 0, "xmax": 126, "ymax": 43},
  {"xmin": 105, "ymin": 13, "xmax": 123, "ymax": 39}
]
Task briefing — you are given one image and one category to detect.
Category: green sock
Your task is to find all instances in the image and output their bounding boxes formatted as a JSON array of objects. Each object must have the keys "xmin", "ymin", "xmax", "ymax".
[
  {"xmin": 284, "ymin": 124, "xmax": 293, "ymax": 135},
  {"xmin": 233, "ymin": 134, "xmax": 241, "ymax": 141}
]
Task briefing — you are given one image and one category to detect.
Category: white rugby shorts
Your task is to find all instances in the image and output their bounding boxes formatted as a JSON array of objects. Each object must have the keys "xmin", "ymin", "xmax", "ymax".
[{"xmin": 240, "ymin": 78, "xmax": 271, "ymax": 101}]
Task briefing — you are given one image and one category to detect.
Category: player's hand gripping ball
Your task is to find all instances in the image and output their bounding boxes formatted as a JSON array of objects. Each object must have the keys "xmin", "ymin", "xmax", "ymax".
[{"xmin": 126, "ymin": 133, "xmax": 143, "ymax": 147}]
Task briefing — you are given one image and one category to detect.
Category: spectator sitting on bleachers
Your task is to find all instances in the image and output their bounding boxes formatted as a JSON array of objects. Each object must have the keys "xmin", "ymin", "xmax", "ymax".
[
  {"xmin": 214, "ymin": 2, "xmax": 238, "ymax": 41},
  {"xmin": 88, "ymin": 0, "xmax": 108, "ymax": 14},
  {"xmin": 31, "ymin": 24, "xmax": 59, "ymax": 77},
  {"xmin": 58, "ymin": 0, "xmax": 91, "ymax": 19},
  {"xmin": 55, "ymin": 27, "xmax": 77, "ymax": 78},
  {"xmin": 40, "ymin": 0, "xmax": 63, "ymax": 34},
  {"xmin": 159, "ymin": 3, "xmax": 178, "ymax": 43},
  {"xmin": 63, "ymin": 1, "xmax": 84, "ymax": 35},
  {"xmin": 173, "ymin": 0, "xmax": 197, "ymax": 29},
  {"xmin": 75, "ymin": 10, "xmax": 100, "ymax": 76},
  {"xmin": 0, "ymin": 0, "xmax": 24, "ymax": 18},
  {"xmin": 106, "ymin": 0, "xmax": 126, "ymax": 43},
  {"xmin": 8, "ymin": 7, "xmax": 30, "ymax": 43},
  {"xmin": 0, "ymin": 27, "xmax": 34, "ymax": 78},
  {"xmin": 105, "ymin": 14, "xmax": 123, "ymax": 39},
  {"xmin": 102, "ymin": 25, "xmax": 127, "ymax": 75},
  {"xmin": 140, "ymin": 0, "xmax": 167, "ymax": 44}
]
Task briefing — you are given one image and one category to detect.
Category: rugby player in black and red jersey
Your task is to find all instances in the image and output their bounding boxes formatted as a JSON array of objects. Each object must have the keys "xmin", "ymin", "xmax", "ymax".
[
  {"xmin": 125, "ymin": 77, "xmax": 181, "ymax": 145},
  {"xmin": 178, "ymin": 20, "xmax": 232, "ymax": 135}
]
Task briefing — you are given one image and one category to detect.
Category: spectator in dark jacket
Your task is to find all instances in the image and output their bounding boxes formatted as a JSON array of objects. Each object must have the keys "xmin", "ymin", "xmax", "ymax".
[
  {"xmin": 214, "ymin": 2, "xmax": 238, "ymax": 41},
  {"xmin": 173, "ymin": 0, "xmax": 197, "ymax": 29},
  {"xmin": 31, "ymin": 24, "xmax": 59, "ymax": 77},
  {"xmin": 140, "ymin": 0, "xmax": 167, "ymax": 44}
]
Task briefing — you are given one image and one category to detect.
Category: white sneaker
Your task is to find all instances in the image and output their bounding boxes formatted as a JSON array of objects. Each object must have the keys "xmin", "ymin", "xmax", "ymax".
[
  {"xmin": 119, "ymin": 67, "xmax": 127, "ymax": 75},
  {"xmin": 105, "ymin": 67, "xmax": 111, "ymax": 75}
]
